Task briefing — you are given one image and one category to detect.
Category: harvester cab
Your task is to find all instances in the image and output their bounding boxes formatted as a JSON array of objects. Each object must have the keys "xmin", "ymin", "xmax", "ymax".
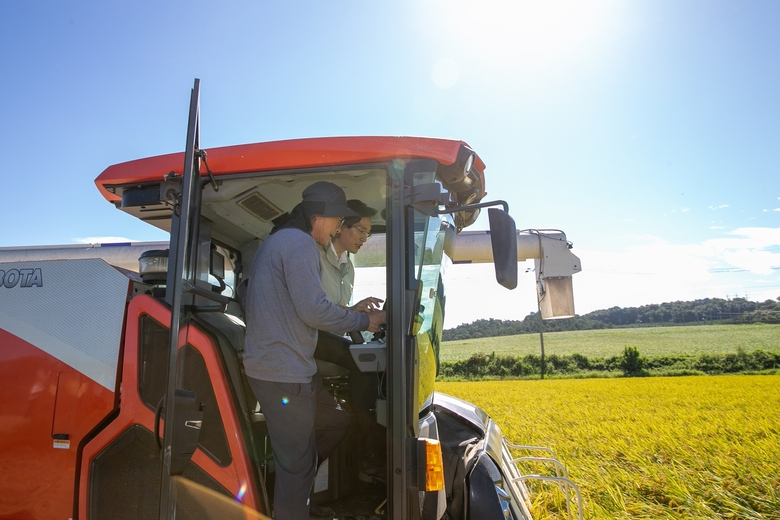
[{"xmin": 0, "ymin": 79, "xmax": 583, "ymax": 520}]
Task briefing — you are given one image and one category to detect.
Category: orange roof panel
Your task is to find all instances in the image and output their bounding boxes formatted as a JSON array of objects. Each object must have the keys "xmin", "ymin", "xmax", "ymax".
[{"xmin": 95, "ymin": 136, "xmax": 486, "ymax": 203}]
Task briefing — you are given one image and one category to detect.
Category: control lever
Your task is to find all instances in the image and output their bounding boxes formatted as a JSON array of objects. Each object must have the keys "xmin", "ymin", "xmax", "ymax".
[{"xmin": 372, "ymin": 323, "xmax": 387, "ymax": 343}]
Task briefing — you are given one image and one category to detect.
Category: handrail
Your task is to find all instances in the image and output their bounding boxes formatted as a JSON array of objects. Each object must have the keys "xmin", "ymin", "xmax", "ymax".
[
  {"xmin": 510, "ymin": 457, "xmax": 571, "ymax": 516},
  {"xmin": 505, "ymin": 443, "xmax": 556, "ymax": 458},
  {"xmin": 504, "ymin": 441, "xmax": 583, "ymax": 520},
  {"xmin": 512, "ymin": 475, "xmax": 583, "ymax": 520},
  {"xmin": 182, "ymin": 280, "xmax": 229, "ymax": 312}
]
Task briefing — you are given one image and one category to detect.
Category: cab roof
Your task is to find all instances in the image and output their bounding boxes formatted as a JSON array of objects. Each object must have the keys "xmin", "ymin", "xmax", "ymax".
[{"xmin": 95, "ymin": 136, "xmax": 486, "ymax": 204}]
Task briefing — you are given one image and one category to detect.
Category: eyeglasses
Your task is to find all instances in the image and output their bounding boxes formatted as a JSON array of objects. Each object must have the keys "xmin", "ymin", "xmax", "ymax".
[
  {"xmin": 337, "ymin": 217, "xmax": 346, "ymax": 228},
  {"xmin": 352, "ymin": 225, "xmax": 372, "ymax": 240}
]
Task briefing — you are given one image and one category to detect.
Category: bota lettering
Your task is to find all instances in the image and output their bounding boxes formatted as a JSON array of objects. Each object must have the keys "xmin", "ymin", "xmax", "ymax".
[{"xmin": 0, "ymin": 268, "xmax": 43, "ymax": 288}]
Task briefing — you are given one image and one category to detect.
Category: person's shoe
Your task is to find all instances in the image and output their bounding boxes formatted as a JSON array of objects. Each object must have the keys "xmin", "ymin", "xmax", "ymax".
[{"xmin": 309, "ymin": 502, "xmax": 334, "ymax": 518}]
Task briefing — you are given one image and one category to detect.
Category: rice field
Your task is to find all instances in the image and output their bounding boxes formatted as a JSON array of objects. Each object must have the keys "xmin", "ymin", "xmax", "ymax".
[
  {"xmin": 436, "ymin": 375, "xmax": 780, "ymax": 519},
  {"xmin": 440, "ymin": 323, "xmax": 780, "ymax": 362}
]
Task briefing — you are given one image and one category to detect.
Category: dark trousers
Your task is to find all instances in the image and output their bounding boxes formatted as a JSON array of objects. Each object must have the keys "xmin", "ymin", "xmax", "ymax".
[{"xmin": 248, "ymin": 374, "xmax": 349, "ymax": 520}]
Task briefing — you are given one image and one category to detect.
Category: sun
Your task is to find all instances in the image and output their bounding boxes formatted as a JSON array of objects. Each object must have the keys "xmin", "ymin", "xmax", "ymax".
[{"xmin": 420, "ymin": 0, "xmax": 622, "ymax": 87}]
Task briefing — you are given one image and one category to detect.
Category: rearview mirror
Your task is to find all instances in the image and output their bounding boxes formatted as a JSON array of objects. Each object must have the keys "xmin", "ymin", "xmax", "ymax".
[{"xmin": 488, "ymin": 208, "xmax": 518, "ymax": 290}]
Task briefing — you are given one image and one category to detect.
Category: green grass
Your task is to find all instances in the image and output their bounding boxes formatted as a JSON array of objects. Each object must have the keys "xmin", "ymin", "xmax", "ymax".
[{"xmin": 440, "ymin": 323, "xmax": 780, "ymax": 362}]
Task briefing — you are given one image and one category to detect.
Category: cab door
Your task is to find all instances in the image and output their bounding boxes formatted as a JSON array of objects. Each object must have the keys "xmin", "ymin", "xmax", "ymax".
[{"xmin": 77, "ymin": 295, "xmax": 264, "ymax": 518}]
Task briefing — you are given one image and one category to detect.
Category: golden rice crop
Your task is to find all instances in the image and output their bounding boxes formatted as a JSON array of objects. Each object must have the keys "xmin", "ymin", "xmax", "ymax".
[{"xmin": 437, "ymin": 375, "xmax": 780, "ymax": 519}]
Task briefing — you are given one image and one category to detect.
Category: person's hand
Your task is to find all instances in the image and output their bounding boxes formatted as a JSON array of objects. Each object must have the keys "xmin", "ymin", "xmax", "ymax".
[
  {"xmin": 349, "ymin": 296, "xmax": 384, "ymax": 313},
  {"xmin": 366, "ymin": 310, "xmax": 386, "ymax": 332}
]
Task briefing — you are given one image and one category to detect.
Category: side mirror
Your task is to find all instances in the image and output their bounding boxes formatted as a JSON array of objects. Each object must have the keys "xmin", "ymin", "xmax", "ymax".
[{"xmin": 488, "ymin": 208, "xmax": 518, "ymax": 290}]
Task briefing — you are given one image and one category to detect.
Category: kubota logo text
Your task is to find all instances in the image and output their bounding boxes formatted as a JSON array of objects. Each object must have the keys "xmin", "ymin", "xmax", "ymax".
[{"xmin": 0, "ymin": 268, "xmax": 43, "ymax": 288}]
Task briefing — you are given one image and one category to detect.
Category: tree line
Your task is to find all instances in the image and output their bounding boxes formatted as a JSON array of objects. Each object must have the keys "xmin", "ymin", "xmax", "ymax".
[{"xmin": 443, "ymin": 297, "xmax": 780, "ymax": 341}]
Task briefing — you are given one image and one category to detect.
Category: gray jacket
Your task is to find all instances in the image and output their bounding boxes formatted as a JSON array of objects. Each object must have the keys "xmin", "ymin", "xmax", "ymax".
[{"xmin": 243, "ymin": 228, "xmax": 369, "ymax": 383}]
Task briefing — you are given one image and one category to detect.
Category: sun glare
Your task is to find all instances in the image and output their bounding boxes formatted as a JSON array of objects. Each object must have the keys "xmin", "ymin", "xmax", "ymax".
[{"xmin": 421, "ymin": 0, "xmax": 621, "ymax": 88}]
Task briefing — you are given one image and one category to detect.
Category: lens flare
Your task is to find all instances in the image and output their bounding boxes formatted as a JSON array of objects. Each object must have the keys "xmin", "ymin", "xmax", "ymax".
[
  {"xmin": 236, "ymin": 481, "xmax": 248, "ymax": 502},
  {"xmin": 281, "ymin": 396, "xmax": 289, "ymax": 405}
]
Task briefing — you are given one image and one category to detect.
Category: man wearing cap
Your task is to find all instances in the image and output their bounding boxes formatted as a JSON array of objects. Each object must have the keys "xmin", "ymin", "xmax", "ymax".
[{"xmin": 243, "ymin": 181, "xmax": 386, "ymax": 520}]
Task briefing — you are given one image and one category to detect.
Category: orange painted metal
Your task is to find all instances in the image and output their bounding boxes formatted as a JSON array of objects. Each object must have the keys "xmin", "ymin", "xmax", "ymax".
[
  {"xmin": 94, "ymin": 136, "xmax": 485, "ymax": 203},
  {"xmin": 0, "ymin": 328, "xmax": 115, "ymax": 520},
  {"xmin": 78, "ymin": 295, "xmax": 262, "ymax": 518}
]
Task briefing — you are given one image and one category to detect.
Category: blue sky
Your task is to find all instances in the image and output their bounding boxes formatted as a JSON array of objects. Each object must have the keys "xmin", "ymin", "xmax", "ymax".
[{"xmin": 2, "ymin": 1, "xmax": 779, "ymax": 326}]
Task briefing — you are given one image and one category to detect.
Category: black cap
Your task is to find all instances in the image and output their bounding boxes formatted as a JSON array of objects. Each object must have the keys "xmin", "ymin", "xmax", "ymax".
[{"xmin": 302, "ymin": 181, "xmax": 359, "ymax": 218}]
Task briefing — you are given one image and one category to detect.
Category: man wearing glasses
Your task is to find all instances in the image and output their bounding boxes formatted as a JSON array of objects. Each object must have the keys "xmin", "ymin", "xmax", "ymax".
[
  {"xmin": 320, "ymin": 199, "xmax": 383, "ymax": 312},
  {"xmin": 319, "ymin": 199, "xmax": 387, "ymax": 488}
]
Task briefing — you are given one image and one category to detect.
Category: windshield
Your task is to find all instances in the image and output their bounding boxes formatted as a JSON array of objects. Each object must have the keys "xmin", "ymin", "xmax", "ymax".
[{"xmin": 411, "ymin": 208, "xmax": 455, "ymax": 410}]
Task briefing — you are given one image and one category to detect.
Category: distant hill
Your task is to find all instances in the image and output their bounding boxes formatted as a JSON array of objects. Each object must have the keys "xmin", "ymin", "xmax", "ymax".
[{"xmin": 443, "ymin": 297, "xmax": 780, "ymax": 341}]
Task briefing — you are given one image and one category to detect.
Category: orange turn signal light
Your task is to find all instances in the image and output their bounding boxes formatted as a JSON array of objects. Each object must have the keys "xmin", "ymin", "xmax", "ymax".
[{"xmin": 423, "ymin": 439, "xmax": 444, "ymax": 492}]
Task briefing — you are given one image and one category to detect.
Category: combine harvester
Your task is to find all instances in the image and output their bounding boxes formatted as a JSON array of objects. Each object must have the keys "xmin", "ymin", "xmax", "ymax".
[{"xmin": 0, "ymin": 80, "xmax": 582, "ymax": 520}]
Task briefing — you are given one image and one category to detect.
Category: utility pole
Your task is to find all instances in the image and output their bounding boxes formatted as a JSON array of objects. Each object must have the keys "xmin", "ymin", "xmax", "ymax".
[{"xmin": 537, "ymin": 301, "xmax": 546, "ymax": 380}]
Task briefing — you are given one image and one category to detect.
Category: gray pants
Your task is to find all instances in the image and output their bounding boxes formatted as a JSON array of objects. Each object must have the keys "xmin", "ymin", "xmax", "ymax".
[{"xmin": 248, "ymin": 374, "xmax": 349, "ymax": 520}]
